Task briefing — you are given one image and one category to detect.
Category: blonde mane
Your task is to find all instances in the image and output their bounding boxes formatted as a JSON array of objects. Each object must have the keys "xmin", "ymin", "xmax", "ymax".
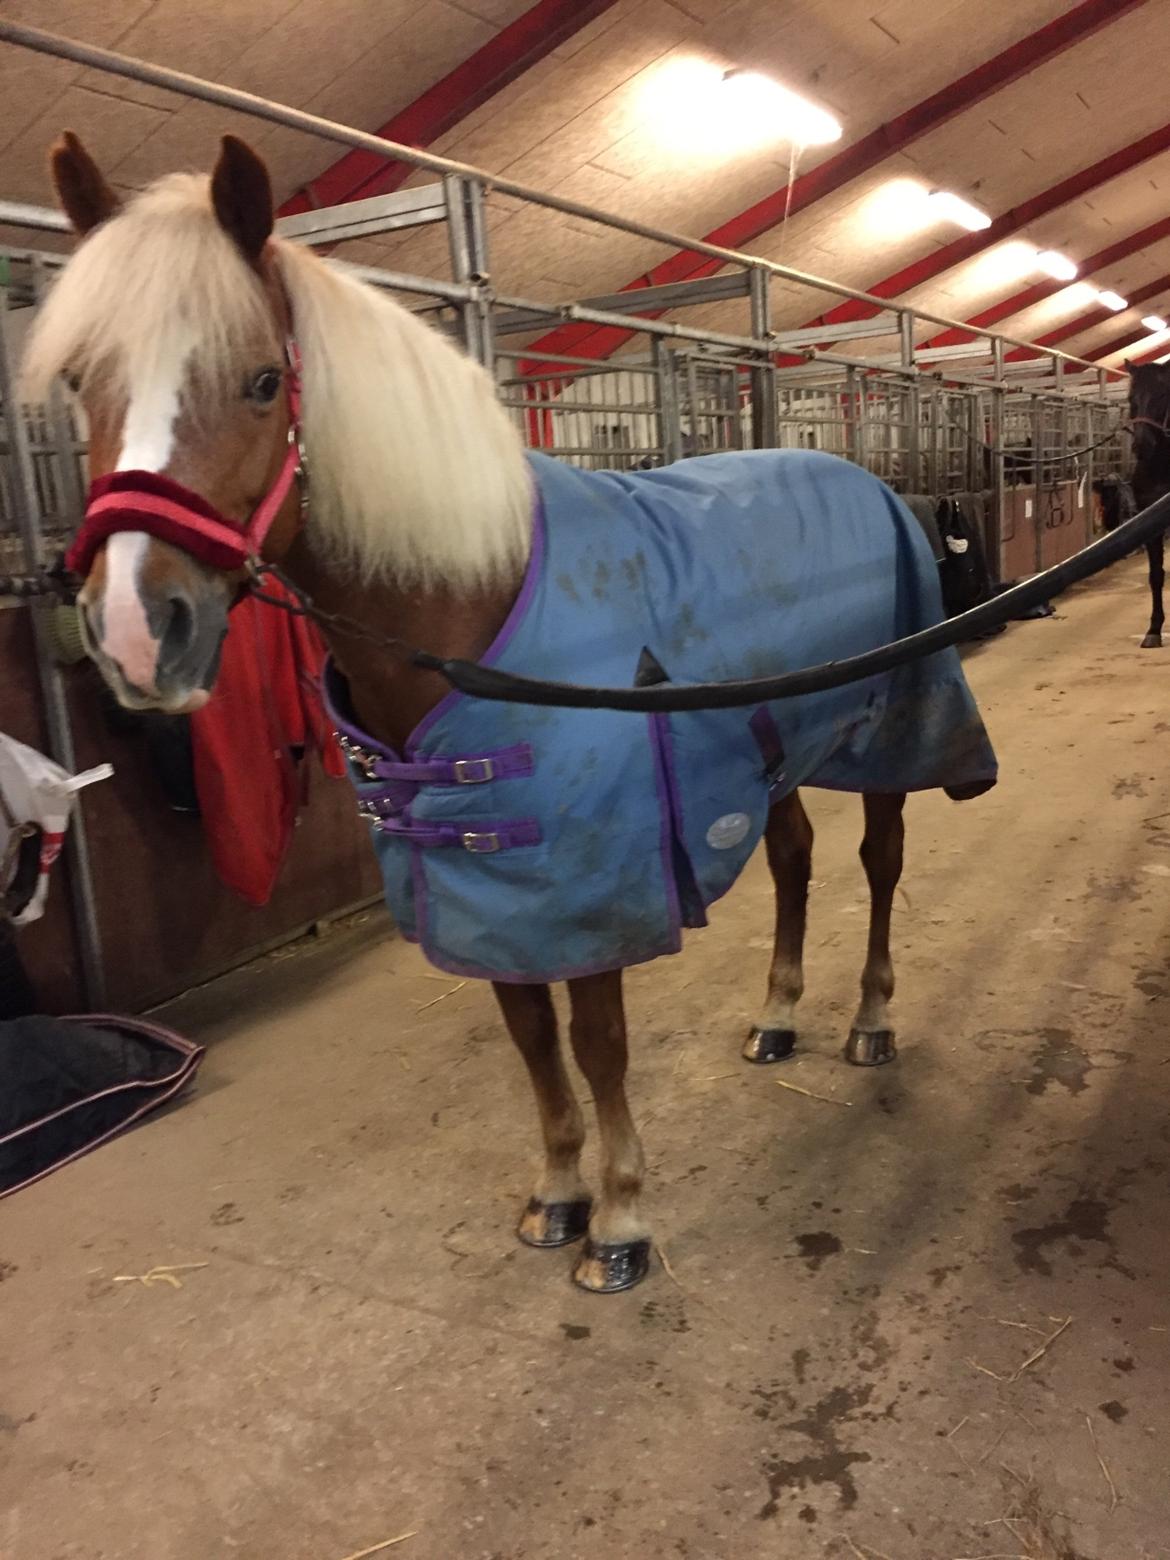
[{"xmin": 24, "ymin": 173, "xmax": 533, "ymax": 590}]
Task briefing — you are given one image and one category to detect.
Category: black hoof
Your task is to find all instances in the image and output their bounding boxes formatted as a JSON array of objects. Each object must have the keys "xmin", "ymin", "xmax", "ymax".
[
  {"xmin": 1142, "ymin": 632, "xmax": 1163, "ymax": 649},
  {"xmin": 517, "ymin": 1197, "xmax": 592, "ymax": 1249},
  {"xmin": 845, "ymin": 1029, "xmax": 896, "ymax": 1067},
  {"xmin": 743, "ymin": 1026, "xmax": 797, "ymax": 1064},
  {"xmin": 572, "ymin": 1237, "xmax": 652, "ymax": 1294}
]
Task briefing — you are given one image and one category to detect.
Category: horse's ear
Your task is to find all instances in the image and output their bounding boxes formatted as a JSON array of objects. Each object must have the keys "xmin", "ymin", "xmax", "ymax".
[
  {"xmin": 211, "ymin": 135, "xmax": 273, "ymax": 263},
  {"xmin": 50, "ymin": 131, "xmax": 121, "ymax": 236},
  {"xmin": 1125, "ymin": 360, "xmax": 1134, "ymax": 374}
]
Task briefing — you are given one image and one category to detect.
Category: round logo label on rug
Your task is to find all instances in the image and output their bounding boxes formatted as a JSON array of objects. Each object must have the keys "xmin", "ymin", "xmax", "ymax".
[{"xmin": 706, "ymin": 812, "xmax": 750, "ymax": 850}]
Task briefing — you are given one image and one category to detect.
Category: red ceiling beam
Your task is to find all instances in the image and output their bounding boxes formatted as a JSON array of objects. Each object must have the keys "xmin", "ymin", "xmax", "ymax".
[
  {"xmin": 278, "ymin": 0, "xmax": 620, "ymax": 215},
  {"xmin": 922, "ymin": 212, "xmax": 1170, "ymax": 350},
  {"xmin": 523, "ymin": 0, "xmax": 1146, "ymax": 367},
  {"xmin": 1004, "ymin": 271, "xmax": 1170, "ymax": 361},
  {"xmin": 1084, "ymin": 319, "xmax": 1170, "ymax": 362},
  {"xmin": 794, "ymin": 120, "xmax": 1170, "ymax": 341},
  {"xmin": 1128, "ymin": 338, "xmax": 1170, "ymax": 365}
]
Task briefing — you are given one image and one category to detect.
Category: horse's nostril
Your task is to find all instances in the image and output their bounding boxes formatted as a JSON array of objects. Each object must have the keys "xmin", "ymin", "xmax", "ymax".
[{"xmin": 157, "ymin": 591, "xmax": 196, "ymax": 674}]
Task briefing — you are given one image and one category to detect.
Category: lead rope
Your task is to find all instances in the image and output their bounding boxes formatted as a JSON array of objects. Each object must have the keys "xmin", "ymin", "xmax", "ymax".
[{"xmin": 249, "ymin": 478, "xmax": 1170, "ymax": 712}]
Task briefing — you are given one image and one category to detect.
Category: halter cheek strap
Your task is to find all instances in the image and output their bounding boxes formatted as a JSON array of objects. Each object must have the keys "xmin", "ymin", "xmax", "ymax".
[{"xmin": 65, "ymin": 337, "xmax": 306, "ymax": 578}]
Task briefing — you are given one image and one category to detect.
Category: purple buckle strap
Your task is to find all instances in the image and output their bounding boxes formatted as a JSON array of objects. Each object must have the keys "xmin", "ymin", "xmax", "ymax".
[
  {"xmin": 337, "ymin": 735, "xmax": 533, "ymax": 787},
  {"xmin": 372, "ymin": 816, "xmax": 542, "ymax": 853}
]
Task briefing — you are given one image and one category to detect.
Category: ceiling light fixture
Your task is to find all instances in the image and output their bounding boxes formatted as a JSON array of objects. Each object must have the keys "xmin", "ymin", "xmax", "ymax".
[
  {"xmin": 1095, "ymin": 289, "xmax": 1128, "ymax": 311},
  {"xmin": 925, "ymin": 190, "xmax": 991, "ymax": 231},
  {"xmin": 720, "ymin": 69, "xmax": 843, "ymax": 146},
  {"xmin": 1141, "ymin": 314, "xmax": 1168, "ymax": 332},
  {"xmin": 1035, "ymin": 250, "xmax": 1078, "ymax": 282}
]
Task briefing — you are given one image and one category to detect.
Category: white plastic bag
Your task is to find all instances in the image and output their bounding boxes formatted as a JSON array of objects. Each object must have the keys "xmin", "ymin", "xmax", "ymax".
[{"xmin": 0, "ymin": 733, "xmax": 111, "ymax": 925}]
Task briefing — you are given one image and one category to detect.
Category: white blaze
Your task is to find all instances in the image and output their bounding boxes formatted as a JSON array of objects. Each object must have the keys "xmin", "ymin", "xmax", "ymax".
[
  {"xmin": 98, "ymin": 341, "xmax": 192, "ymax": 692},
  {"xmin": 116, "ymin": 366, "xmax": 184, "ymax": 472},
  {"xmin": 99, "ymin": 533, "xmax": 157, "ymax": 693}
]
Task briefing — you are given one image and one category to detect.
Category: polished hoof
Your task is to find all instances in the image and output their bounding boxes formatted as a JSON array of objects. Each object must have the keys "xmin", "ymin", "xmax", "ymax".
[
  {"xmin": 845, "ymin": 1029, "xmax": 896, "ymax": 1067},
  {"xmin": 517, "ymin": 1196, "xmax": 592, "ymax": 1248},
  {"xmin": 742, "ymin": 1026, "xmax": 797, "ymax": 1065},
  {"xmin": 572, "ymin": 1237, "xmax": 652, "ymax": 1294},
  {"xmin": 1142, "ymin": 632, "xmax": 1163, "ymax": 649}
]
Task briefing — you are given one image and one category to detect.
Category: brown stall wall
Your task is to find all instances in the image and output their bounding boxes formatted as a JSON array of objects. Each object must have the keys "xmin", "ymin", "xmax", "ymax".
[
  {"xmin": 999, "ymin": 481, "xmax": 1092, "ymax": 583},
  {"xmin": 1, "ymin": 605, "xmax": 384, "ymax": 1013},
  {"xmin": 999, "ymin": 488, "xmax": 1038, "ymax": 583},
  {"xmin": 1037, "ymin": 479, "xmax": 1092, "ymax": 571}
]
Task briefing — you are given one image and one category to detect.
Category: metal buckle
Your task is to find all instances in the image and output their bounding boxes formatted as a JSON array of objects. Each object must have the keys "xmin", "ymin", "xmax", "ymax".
[
  {"xmin": 356, "ymin": 801, "xmax": 385, "ymax": 822},
  {"xmin": 462, "ymin": 831, "xmax": 500, "ymax": 853},
  {"xmin": 338, "ymin": 734, "xmax": 379, "ymax": 778},
  {"xmin": 453, "ymin": 757, "xmax": 496, "ymax": 784}
]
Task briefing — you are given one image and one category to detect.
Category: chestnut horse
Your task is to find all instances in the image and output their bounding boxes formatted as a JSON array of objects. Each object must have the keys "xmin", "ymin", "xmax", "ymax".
[{"xmin": 28, "ymin": 134, "xmax": 993, "ymax": 1294}]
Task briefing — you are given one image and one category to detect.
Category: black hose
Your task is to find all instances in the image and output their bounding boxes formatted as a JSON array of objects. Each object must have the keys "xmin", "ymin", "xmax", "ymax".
[{"xmin": 433, "ymin": 486, "xmax": 1170, "ymax": 711}]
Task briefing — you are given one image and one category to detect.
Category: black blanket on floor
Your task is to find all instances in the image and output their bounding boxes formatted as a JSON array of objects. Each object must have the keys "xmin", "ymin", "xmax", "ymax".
[{"xmin": 0, "ymin": 1014, "xmax": 204, "ymax": 1197}]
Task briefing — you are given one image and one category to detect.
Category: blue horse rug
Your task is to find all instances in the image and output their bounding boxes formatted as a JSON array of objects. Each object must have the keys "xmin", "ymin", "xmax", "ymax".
[{"xmin": 327, "ymin": 449, "xmax": 997, "ymax": 983}]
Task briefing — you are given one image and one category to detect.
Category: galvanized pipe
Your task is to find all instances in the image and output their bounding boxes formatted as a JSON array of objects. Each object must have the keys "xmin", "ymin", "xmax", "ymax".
[
  {"xmin": 492, "ymin": 291, "xmax": 769, "ymax": 355},
  {"xmin": 0, "ymin": 199, "xmax": 69, "ymax": 233}
]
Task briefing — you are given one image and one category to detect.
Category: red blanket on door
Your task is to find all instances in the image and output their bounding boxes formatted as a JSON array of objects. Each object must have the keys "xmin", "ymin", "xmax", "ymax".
[{"xmin": 189, "ymin": 585, "xmax": 344, "ymax": 905}]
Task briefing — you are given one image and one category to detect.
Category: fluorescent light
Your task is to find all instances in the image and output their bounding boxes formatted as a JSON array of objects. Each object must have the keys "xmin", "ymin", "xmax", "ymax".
[
  {"xmin": 861, "ymin": 178, "xmax": 936, "ymax": 238},
  {"xmin": 1035, "ymin": 249, "xmax": 1078, "ymax": 281},
  {"xmin": 1157, "ymin": 352, "xmax": 1170, "ymax": 364},
  {"xmin": 1141, "ymin": 314, "xmax": 1168, "ymax": 332},
  {"xmin": 926, "ymin": 190, "xmax": 991, "ymax": 231},
  {"xmin": 642, "ymin": 59, "xmax": 841, "ymax": 155},
  {"xmin": 720, "ymin": 69, "xmax": 842, "ymax": 146},
  {"xmin": 1095, "ymin": 289, "xmax": 1128, "ymax": 311}
]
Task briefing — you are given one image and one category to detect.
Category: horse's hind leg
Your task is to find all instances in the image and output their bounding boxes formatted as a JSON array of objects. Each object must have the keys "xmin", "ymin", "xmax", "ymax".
[
  {"xmin": 1142, "ymin": 534, "xmax": 1165, "ymax": 648},
  {"xmin": 744, "ymin": 788, "xmax": 813, "ymax": 1065},
  {"xmin": 846, "ymin": 792, "xmax": 906, "ymax": 1067},
  {"xmin": 566, "ymin": 970, "xmax": 650, "ymax": 1294},
  {"xmin": 494, "ymin": 982, "xmax": 591, "ymax": 1249}
]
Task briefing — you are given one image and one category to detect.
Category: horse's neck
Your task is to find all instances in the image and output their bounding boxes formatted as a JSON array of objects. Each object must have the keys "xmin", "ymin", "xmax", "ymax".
[{"xmin": 282, "ymin": 535, "xmax": 522, "ymax": 752}]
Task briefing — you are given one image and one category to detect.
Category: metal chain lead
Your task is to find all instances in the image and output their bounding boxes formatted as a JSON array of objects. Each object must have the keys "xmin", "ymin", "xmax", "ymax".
[{"xmin": 246, "ymin": 561, "xmax": 443, "ymax": 669}]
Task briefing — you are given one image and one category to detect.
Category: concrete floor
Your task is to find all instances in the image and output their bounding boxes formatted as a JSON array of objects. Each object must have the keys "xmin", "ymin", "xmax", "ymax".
[{"xmin": 4, "ymin": 558, "xmax": 1170, "ymax": 1560}]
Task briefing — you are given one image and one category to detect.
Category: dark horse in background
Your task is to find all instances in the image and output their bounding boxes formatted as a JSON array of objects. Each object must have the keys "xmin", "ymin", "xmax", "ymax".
[{"xmin": 1124, "ymin": 364, "xmax": 1170, "ymax": 648}]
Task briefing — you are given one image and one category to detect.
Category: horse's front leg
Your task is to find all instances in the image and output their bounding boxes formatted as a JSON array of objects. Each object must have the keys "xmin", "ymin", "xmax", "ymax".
[
  {"xmin": 845, "ymin": 792, "xmax": 906, "ymax": 1067},
  {"xmin": 566, "ymin": 970, "xmax": 651, "ymax": 1294},
  {"xmin": 494, "ymin": 982, "xmax": 591, "ymax": 1248},
  {"xmin": 1142, "ymin": 534, "xmax": 1165, "ymax": 648}
]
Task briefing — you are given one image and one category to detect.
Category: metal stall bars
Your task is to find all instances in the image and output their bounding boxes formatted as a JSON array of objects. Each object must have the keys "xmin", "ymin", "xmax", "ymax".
[
  {"xmin": 0, "ymin": 245, "xmax": 105, "ymax": 1002},
  {"xmin": 495, "ymin": 349, "xmax": 667, "ymax": 470}
]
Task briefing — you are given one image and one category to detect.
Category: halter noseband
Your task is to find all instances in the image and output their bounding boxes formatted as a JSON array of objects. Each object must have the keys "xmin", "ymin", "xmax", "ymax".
[
  {"xmin": 1130, "ymin": 412, "xmax": 1170, "ymax": 441},
  {"xmin": 65, "ymin": 336, "xmax": 308, "ymax": 578}
]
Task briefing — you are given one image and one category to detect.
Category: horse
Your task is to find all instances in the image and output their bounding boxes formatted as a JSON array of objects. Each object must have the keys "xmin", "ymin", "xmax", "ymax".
[
  {"xmin": 26, "ymin": 132, "xmax": 997, "ymax": 1295},
  {"xmin": 1126, "ymin": 363, "xmax": 1170, "ymax": 648}
]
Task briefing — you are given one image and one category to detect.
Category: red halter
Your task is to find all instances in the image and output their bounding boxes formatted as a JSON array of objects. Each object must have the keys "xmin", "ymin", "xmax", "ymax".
[{"xmin": 65, "ymin": 338, "xmax": 306, "ymax": 578}]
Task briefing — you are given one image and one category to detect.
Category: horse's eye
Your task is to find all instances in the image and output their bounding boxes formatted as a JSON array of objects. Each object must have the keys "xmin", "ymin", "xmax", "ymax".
[
  {"xmin": 64, "ymin": 371, "xmax": 81, "ymax": 394},
  {"xmin": 248, "ymin": 366, "xmax": 282, "ymax": 404}
]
